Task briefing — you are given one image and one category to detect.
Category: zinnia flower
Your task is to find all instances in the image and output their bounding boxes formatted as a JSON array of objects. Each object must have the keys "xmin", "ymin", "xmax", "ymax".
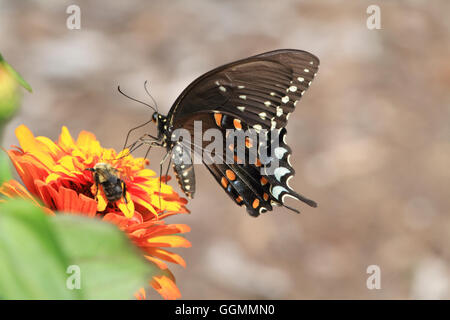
[{"xmin": 0, "ymin": 124, "xmax": 191, "ymax": 300}]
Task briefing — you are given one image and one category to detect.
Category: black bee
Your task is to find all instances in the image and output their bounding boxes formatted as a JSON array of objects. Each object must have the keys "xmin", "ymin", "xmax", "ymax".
[{"xmin": 86, "ymin": 163, "xmax": 127, "ymax": 203}]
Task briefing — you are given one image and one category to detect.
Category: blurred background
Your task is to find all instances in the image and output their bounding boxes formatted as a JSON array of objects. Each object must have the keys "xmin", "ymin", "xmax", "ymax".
[{"xmin": 1, "ymin": 0, "xmax": 449, "ymax": 299}]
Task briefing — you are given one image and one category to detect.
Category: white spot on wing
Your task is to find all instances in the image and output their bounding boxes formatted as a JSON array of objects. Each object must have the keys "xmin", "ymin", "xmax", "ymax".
[
  {"xmin": 298, "ymin": 77, "xmax": 304, "ymax": 82},
  {"xmin": 271, "ymin": 186, "xmax": 289, "ymax": 200},
  {"xmin": 271, "ymin": 120, "xmax": 276, "ymax": 130},
  {"xmin": 286, "ymin": 175, "xmax": 293, "ymax": 189},
  {"xmin": 274, "ymin": 147, "xmax": 288, "ymax": 159},
  {"xmin": 281, "ymin": 194, "xmax": 302, "ymax": 204},
  {"xmin": 276, "ymin": 106, "xmax": 283, "ymax": 117},
  {"xmin": 239, "ymin": 95, "xmax": 247, "ymax": 100},
  {"xmin": 274, "ymin": 167, "xmax": 290, "ymax": 181},
  {"xmin": 237, "ymin": 106, "xmax": 245, "ymax": 112},
  {"xmin": 253, "ymin": 124, "xmax": 262, "ymax": 132},
  {"xmin": 281, "ymin": 96, "xmax": 289, "ymax": 104}
]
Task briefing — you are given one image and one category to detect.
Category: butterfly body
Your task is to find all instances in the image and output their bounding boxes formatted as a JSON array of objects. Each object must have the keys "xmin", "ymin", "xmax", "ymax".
[{"xmin": 145, "ymin": 49, "xmax": 319, "ymax": 216}]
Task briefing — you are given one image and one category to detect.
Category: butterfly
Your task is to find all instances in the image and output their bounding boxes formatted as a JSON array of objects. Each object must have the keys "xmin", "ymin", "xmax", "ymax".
[{"xmin": 123, "ymin": 49, "xmax": 319, "ymax": 217}]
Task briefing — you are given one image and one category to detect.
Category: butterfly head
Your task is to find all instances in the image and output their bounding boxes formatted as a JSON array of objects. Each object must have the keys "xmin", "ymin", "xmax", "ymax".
[{"xmin": 151, "ymin": 112, "xmax": 159, "ymax": 124}]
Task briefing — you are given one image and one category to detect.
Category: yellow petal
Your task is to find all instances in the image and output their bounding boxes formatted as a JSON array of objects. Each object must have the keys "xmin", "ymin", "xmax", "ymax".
[
  {"xmin": 58, "ymin": 155, "xmax": 76, "ymax": 171},
  {"xmin": 45, "ymin": 173, "xmax": 62, "ymax": 184},
  {"xmin": 147, "ymin": 235, "xmax": 191, "ymax": 248},
  {"xmin": 117, "ymin": 196, "xmax": 135, "ymax": 218},
  {"xmin": 58, "ymin": 126, "xmax": 76, "ymax": 151},
  {"xmin": 35, "ymin": 136, "xmax": 61, "ymax": 156},
  {"xmin": 15, "ymin": 125, "xmax": 55, "ymax": 168},
  {"xmin": 76, "ymin": 130, "xmax": 97, "ymax": 146},
  {"xmin": 134, "ymin": 196, "xmax": 158, "ymax": 217},
  {"xmin": 96, "ymin": 192, "xmax": 107, "ymax": 211}
]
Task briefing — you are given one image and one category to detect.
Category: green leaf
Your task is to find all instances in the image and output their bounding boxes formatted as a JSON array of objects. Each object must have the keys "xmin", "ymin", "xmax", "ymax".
[
  {"xmin": 0, "ymin": 53, "xmax": 32, "ymax": 93},
  {"xmin": 52, "ymin": 215, "xmax": 155, "ymax": 299},
  {"xmin": 0, "ymin": 199, "xmax": 78, "ymax": 299},
  {"xmin": 0, "ymin": 199, "xmax": 155, "ymax": 299},
  {"xmin": 0, "ymin": 150, "xmax": 12, "ymax": 185}
]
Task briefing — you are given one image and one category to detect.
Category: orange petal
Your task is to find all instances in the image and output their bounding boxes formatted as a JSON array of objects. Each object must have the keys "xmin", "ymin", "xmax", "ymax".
[
  {"xmin": 147, "ymin": 235, "xmax": 191, "ymax": 248},
  {"xmin": 134, "ymin": 287, "xmax": 146, "ymax": 300},
  {"xmin": 146, "ymin": 248, "xmax": 186, "ymax": 268},
  {"xmin": 151, "ymin": 275, "xmax": 181, "ymax": 300},
  {"xmin": 78, "ymin": 193, "xmax": 98, "ymax": 217},
  {"xmin": 0, "ymin": 180, "xmax": 54, "ymax": 215},
  {"xmin": 145, "ymin": 255, "xmax": 168, "ymax": 270}
]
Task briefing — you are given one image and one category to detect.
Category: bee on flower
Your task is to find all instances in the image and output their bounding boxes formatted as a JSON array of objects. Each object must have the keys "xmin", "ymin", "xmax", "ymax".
[{"xmin": 0, "ymin": 124, "xmax": 191, "ymax": 299}]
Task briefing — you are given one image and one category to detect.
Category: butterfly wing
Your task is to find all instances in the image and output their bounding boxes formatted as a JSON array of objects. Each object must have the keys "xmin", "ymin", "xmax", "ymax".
[
  {"xmin": 168, "ymin": 49, "xmax": 319, "ymax": 130},
  {"xmin": 166, "ymin": 49, "xmax": 319, "ymax": 216}
]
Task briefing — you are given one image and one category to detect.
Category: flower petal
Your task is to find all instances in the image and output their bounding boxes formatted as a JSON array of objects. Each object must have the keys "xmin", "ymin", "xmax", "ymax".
[
  {"xmin": 117, "ymin": 195, "xmax": 135, "ymax": 218},
  {"xmin": 145, "ymin": 248, "xmax": 186, "ymax": 268},
  {"xmin": 146, "ymin": 235, "xmax": 191, "ymax": 248},
  {"xmin": 151, "ymin": 275, "xmax": 181, "ymax": 300}
]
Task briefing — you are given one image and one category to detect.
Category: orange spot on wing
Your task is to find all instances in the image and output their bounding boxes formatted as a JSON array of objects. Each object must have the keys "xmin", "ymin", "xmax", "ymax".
[
  {"xmin": 263, "ymin": 193, "xmax": 269, "ymax": 201},
  {"xmin": 252, "ymin": 199, "xmax": 260, "ymax": 209},
  {"xmin": 214, "ymin": 113, "xmax": 223, "ymax": 127},
  {"xmin": 233, "ymin": 119, "xmax": 242, "ymax": 130},
  {"xmin": 260, "ymin": 177, "xmax": 268, "ymax": 185},
  {"xmin": 221, "ymin": 177, "xmax": 229, "ymax": 188},
  {"xmin": 226, "ymin": 169, "xmax": 236, "ymax": 181}
]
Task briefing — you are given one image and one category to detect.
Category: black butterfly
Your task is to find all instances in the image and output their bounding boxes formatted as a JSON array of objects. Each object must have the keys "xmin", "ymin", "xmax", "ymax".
[{"xmin": 124, "ymin": 49, "xmax": 319, "ymax": 217}]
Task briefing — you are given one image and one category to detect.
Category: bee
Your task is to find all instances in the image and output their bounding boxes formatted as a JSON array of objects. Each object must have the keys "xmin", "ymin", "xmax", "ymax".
[{"xmin": 86, "ymin": 163, "xmax": 127, "ymax": 203}]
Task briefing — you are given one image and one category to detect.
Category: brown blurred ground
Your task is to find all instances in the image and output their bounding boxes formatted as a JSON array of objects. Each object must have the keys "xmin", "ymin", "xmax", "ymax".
[{"xmin": 1, "ymin": 0, "xmax": 449, "ymax": 299}]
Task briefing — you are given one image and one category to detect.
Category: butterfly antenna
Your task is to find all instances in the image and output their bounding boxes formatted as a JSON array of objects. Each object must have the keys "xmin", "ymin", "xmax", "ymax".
[
  {"xmin": 118, "ymin": 85, "xmax": 158, "ymax": 154},
  {"xmin": 144, "ymin": 80, "xmax": 159, "ymax": 113},
  {"xmin": 118, "ymin": 85, "xmax": 157, "ymax": 112}
]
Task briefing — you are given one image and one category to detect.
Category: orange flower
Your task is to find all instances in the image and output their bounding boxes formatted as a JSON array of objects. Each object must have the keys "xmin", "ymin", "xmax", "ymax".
[{"xmin": 0, "ymin": 124, "xmax": 191, "ymax": 299}]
